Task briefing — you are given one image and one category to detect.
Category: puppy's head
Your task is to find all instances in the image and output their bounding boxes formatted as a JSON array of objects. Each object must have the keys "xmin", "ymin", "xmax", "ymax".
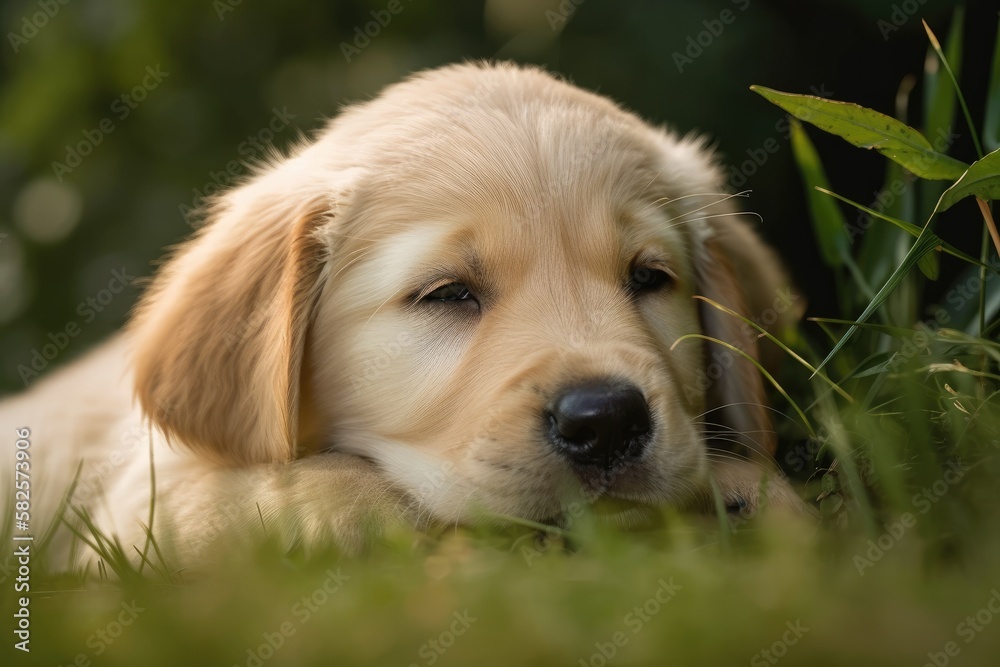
[{"xmin": 130, "ymin": 63, "xmax": 793, "ymax": 522}]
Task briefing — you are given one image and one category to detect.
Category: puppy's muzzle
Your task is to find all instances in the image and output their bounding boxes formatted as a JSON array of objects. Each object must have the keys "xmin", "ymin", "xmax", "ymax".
[{"xmin": 546, "ymin": 379, "xmax": 651, "ymax": 469}]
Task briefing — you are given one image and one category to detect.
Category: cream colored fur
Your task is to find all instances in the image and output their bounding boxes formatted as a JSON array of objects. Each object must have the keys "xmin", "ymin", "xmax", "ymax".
[{"xmin": 0, "ymin": 62, "xmax": 806, "ymax": 572}]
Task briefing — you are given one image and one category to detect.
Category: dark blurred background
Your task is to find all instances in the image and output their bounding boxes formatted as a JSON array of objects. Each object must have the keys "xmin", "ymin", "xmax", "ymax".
[{"xmin": 0, "ymin": 0, "xmax": 992, "ymax": 394}]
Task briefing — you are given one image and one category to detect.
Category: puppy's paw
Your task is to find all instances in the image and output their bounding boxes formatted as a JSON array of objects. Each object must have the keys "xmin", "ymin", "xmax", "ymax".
[
  {"xmin": 268, "ymin": 452, "xmax": 420, "ymax": 555},
  {"xmin": 708, "ymin": 457, "xmax": 815, "ymax": 520},
  {"xmin": 162, "ymin": 453, "xmax": 419, "ymax": 565}
]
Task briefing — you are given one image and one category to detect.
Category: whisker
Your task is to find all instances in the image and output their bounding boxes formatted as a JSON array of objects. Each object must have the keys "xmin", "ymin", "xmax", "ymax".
[
  {"xmin": 665, "ymin": 211, "xmax": 763, "ymax": 231},
  {"xmin": 694, "ymin": 402, "xmax": 800, "ymax": 429},
  {"xmin": 655, "ymin": 191, "xmax": 751, "ymax": 220},
  {"xmin": 652, "ymin": 190, "xmax": 751, "ymax": 209}
]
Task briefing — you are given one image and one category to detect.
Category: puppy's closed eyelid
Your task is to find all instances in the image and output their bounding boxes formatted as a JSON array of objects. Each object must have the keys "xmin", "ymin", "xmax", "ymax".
[
  {"xmin": 404, "ymin": 275, "xmax": 485, "ymax": 313},
  {"xmin": 415, "ymin": 278, "xmax": 465, "ymax": 301},
  {"xmin": 629, "ymin": 254, "xmax": 680, "ymax": 284}
]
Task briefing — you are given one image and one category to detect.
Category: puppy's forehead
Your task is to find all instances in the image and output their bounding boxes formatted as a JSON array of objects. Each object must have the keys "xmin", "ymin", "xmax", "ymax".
[
  {"xmin": 386, "ymin": 108, "xmax": 660, "ymax": 216},
  {"xmin": 334, "ymin": 70, "xmax": 717, "ymax": 279},
  {"xmin": 362, "ymin": 119, "xmax": 684, "ymax": 259}
]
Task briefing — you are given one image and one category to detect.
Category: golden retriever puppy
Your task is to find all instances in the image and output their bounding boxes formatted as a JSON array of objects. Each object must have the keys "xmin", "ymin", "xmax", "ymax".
[{"xmin": 0, "ymin": 62, "xmax": 804, "ymax": 570}]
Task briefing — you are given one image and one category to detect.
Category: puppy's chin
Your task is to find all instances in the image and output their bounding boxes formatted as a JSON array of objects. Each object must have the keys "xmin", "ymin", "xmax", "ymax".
[{"xmin": 333, "ymin": 432, "xmax": 709, "ymax": 526}]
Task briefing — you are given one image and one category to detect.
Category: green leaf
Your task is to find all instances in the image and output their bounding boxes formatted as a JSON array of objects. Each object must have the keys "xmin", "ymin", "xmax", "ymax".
[
  {"xmin": 917, "ymin": 251, "xmax": 940, "ymax": 280},
  {"xmin": 936, "ymin": 147, "xmax": 1000, "ymax": 213},
  {"xmin": 789, "ymin": 119, "xmax": 850, "ymax": 267},
  {"xmin": 813, "ymin": 232, "xmax": 941, "ymax": 375},
  {"xmin": 986, "ymin": 18, "xmax": 1000, "ymax": 152},
  {"xmin": 751, "ymin": 85, "xmax": 970, "ymax": 181}
]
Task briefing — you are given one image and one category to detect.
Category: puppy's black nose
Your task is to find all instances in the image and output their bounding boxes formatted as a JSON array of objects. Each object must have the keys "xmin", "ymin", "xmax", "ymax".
[{"xmin": 547, "ymin": 381, "xmax": 651, "ymax": 467}]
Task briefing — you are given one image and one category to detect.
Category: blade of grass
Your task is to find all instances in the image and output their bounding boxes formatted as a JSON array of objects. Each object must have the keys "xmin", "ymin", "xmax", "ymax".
[
  {"xmin": 695, "ymin": 295, "xmax": 854, "ymax": 403},
  {"xmin": 920, "ymin": 361, "xmax": 1000, "ymax": 383},
  {"xmin": 37, "ymin": 461, "xmax": 83, "ymax": 554},
  {"xmin": 816, "ymin": 187, "xmax": 993, "ymax": 268},
  {"xmin": 138, "ymin": 429, "xmax": 156, "ymax": 576},
  {"xmin": 132, "ymin": 542, "xmax": 168, "ymax": 581},
  {"xmin": 813, "ymin": 232, "xmax": 941, "ymax": 375},
  {"xmin": 487, "ymin": 513, "xmax": 574, "ymax": 538},
  {"xmin": 921, "ymin": 10, "xmax": 964, "ymax": 220},
  {"xmin": 985, "ymin": 17, "xmax": 1000, "ymax": 152},
  {"xmin": 257, "ymin": 502, "xmax": 268, "ymax": 537},
  {"xmin": 67, "ymin": 506, "xmax": 140, "ymax": 581},
  {"xmin": 936, "ymin": 327, "xmax": 1000, "ymax": 352},
  {"xmin": 858, "ymin": 76, "xmax": 917, "ymax": 304},
  {"xmin": 923, "ymin": 10, "xmax": 963, "ymax": 152},
  {"xmin": 923, "ymin": 19, "xmax": 983, "ymax": 159},
  {"xmin": 815, "ymin": 407, "xmax": 877, "ymax": 536},
  {"xmin": 138, "ymin": 521, "xmax": 174, "ymax": 582},
  {"xmin": 671, "ymin": 333, "xmax": 815, "ymax": 437},
  {"xmin": 807, "ymin": 317, "xmax": 920, "ymax": 338}
]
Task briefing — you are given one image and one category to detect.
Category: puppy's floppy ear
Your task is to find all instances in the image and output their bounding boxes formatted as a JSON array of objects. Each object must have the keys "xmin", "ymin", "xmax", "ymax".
[
  {"xmin": 129, "ymin": 158, "xmax": 355, "ymax": 465},
  {"xmin": 693, "ymin": 214, "xmax": 800, "ymax": 460}
]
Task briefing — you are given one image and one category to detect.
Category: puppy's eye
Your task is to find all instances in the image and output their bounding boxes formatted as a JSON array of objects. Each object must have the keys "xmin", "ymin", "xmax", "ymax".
[
  {"xmin": 629, "ymin": 266, "xmax": 672, "ymax": 293},
  {"xmin": 423, "ymin": 282, "xmax": 477, "ymax": 304}
]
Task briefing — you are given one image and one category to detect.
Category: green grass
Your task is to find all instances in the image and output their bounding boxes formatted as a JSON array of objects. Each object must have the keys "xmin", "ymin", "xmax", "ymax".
[
  {"xmin": 5, "ymin": 12, "xmax": 1000, "ymax": 667},
  {"xmin": 6, "ymin": 509, "xmax": 1000, "ymax": 666}
]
